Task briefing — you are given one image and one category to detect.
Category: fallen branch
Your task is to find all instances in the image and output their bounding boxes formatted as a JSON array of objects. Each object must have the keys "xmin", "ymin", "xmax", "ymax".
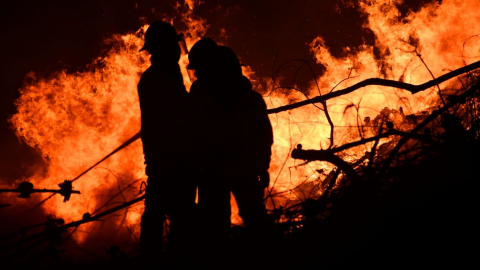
[
  {"xmin": 290, "ymin": 127, "xmax": 432, "ymax": 161},
  {"xmin": 292, "ymin": 144, "xmax": 359, "ymax": 180},
  {"xmin": 267, "ymin": 60, "xmax": 480, "ymax": 114}
]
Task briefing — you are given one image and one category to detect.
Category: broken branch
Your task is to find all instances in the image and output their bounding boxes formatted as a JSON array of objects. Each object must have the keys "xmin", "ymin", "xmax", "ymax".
[{"xmin": 267, "ymin": 60, "xmax": 480, "ymax": 114}]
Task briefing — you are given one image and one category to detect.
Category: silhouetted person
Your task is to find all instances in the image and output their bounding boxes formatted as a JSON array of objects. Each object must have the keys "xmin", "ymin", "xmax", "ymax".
[
  {"xmin": 188, "ymin": 40, "xmax": 273, "ymax": 261},
  {"xmin": 211, "ymin": 46, "xmax": 273, "ymax": 234},
  {"xmin": 137, "ymin": 21, "xmax": 196, "ymax": 263},
  {"xmin": 188, "ymin": 39, "xmax": 232, "ymax": 260}
]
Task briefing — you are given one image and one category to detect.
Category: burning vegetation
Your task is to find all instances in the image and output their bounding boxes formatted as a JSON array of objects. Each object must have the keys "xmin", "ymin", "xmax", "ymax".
[{"xmin": 1, "ymin": 0, "xmax": 480, "ymax": 268}]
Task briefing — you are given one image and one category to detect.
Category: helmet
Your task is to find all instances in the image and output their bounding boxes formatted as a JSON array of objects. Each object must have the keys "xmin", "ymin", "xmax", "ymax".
[
  {"xmin": 212, "ymin": 46, "xmax": 242, "ymax": 76},
  {"xmin": 187, "ymin": 38, "xmax": 218, "ymax": 70},
  {"xmin": 139, "ymin": 21, "xmax": 182, "ymax": 53}
]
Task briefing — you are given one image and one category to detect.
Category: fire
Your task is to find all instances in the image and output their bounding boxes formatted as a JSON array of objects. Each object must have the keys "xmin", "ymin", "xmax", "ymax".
[
  {"xmin": 266, "ymin": 0, "xmax": 480, "ymax": 199},
  {"xmin": 5, "ymin": 0, "xmax": 480, "ymax": 249}
]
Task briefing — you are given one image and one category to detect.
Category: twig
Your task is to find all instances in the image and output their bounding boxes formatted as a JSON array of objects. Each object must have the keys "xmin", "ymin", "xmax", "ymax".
[
  {"xmin": 91, "ymin": 180, "xmax": 141, "ymax": 215},
  {"xmin": 412, "ymin": 47, "xmax": 446, "ymax": 106},
  {"xmin": 125, "ymin": 225, "xmax": 140, "ymax": 243},
  {"xmin": 368, "ymin": 125, "xmax": 383, "ymax": 169}
]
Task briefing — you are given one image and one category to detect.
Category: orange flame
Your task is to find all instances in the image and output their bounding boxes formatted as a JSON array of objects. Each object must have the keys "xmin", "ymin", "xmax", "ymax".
[
  {"xmin": 266, "ymin": 0, "xmax": 480, "ymax": 197},
  {"xmin": 6, "ymin": 0, "xmax": 480, "ymax": 245}
]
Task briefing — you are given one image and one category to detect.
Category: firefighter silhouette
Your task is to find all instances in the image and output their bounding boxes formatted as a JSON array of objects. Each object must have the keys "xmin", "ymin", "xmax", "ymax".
[
  {"xmin": 137, "ymin": 21, "xmax": 197, "ymax": 261},
  {"xmin": 188, "ymin": 39, "xmax": 274, "ymax": 258}
]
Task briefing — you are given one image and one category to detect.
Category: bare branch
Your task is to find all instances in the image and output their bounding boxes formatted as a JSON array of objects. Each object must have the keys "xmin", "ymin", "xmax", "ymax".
[
  {"xmin": 291, "ymin": 145, "xmax": 358, "ymax": 181},
  {"xmin": 267, "ymin": 60, "xmax": 480, "ymax": 114}
]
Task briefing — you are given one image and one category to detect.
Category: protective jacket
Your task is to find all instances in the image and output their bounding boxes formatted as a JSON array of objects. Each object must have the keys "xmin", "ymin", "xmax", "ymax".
[
  {"xmin": 137, "ymin": 55, "xmax": 193, "ymax": 169},
  {"xmin": 189, "ymin": 74, "xmax": 273, "ymax": 170},
  {"xmin": 223, "ymin": 76, "xmax": 273, "ymax": 174}
]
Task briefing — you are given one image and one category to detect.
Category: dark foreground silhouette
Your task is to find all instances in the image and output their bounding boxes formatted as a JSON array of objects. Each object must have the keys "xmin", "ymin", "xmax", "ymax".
[
  {"xmin": 2, "ymin": 23, "xmax": 480, "ymax": 270},
  {"xmin": 188, "ymin": 39, "xmax": 274, "ymax": 264},
  {"xmin": 137, "ymin": 21, "xmax": 197, "ymax": 263}
]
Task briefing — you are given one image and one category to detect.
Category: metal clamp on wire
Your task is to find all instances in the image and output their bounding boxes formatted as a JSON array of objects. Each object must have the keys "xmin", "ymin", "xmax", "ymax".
[
  {"xmin": 0, "ymin": 181, "xmax": 81, "ymax": 202},
  {"xmin": 58, "ymin": 180, "xmax": 79, "ymax": 202},
  {"xmin": 17, "ymin": 182, "xmax": 34, "ymax": 198}
]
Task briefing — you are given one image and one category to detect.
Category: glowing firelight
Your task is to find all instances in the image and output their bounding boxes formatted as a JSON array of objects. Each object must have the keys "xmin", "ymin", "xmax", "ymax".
[{"xmin": 6, "ymin": 0, "xmax": 480, "ymax": 245}]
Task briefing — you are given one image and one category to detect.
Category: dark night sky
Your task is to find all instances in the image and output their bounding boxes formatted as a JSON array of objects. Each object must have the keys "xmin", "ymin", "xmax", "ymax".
[{"xmin": 0, "ymin": 0, "xmax": 435, "ymax": 182}]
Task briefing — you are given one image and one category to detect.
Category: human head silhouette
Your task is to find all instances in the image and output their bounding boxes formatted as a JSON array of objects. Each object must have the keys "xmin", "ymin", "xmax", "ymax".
[
  {"xmin": 187, "ymin": 38, "xmax": 218, "ymax": 79},
  {"xmin": 140, "ymin": 21, "xmax": 181, "ymax": 62},
  {"xmin": 211, "ymin": 46, "xmax": 243, "ymax": 77}
]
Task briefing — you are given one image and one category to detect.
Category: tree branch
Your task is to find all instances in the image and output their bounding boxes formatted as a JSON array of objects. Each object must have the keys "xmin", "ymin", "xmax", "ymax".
[
  {"xmin": 267, "ymin": 60, "xmax": 480, "ymax": 114},
  {"xmin": 291, "ymin": 145, "xmax": 359, "ymax": 181}
]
